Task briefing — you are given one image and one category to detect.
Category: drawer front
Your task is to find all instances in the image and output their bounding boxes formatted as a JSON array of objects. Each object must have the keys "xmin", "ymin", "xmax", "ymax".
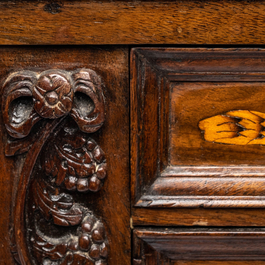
[
  {"xmin": 131, "ymin": 48, "xmax": 265, "ymax": 263},
  {"xmin": 0, "ymin": 47, "xmax": 130, "ymax": 265},
  {"xmin": 131, "ymin": 48, "xmax": 265, "ymax": 209}
]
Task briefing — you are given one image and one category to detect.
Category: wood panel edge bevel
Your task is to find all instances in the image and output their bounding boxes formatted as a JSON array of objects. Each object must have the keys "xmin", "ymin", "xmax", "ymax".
[{"xmin": 134, "ymin": 228, "xmax": 265, "ymax": 261}]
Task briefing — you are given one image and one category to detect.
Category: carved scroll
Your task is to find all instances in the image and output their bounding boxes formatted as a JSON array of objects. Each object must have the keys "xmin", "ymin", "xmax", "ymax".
[
  {"xmin": 199, "ymin": 110, "xmax": 265, "ymax": 145},
  {"xmin": 3, "ymin": 69, "xmax": 108, "ymax": 265}
]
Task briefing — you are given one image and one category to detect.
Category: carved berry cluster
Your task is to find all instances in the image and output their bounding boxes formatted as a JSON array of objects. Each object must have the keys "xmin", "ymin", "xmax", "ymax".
[
  {"xmin": 33, "ymin": 212, "xmax": 108, "ymax": 265},
  {"xmin": 42, "ymin": 123, "xmax": 107, "ymax": 192},
  {"xmin": 77, "ymin": 214, "xmax": 108, "ymax": 262}
]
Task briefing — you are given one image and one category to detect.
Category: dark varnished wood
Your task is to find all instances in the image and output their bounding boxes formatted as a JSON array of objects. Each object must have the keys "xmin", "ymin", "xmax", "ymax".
[
  {"xmin": 132, "ymin": 207, "xmax": 265, "ymax": 227},
  {"xmin": 2, "ymin": 1, "xmax": 265, "ymax": 45},
  {"xmin": 2, "ymin": 1, "xmax": 265, "ymax": 262},
  {"xmin": 131, "ymin": 48, "xmax": 265, "ymax": 209},
  {"xmin": 134, "ymin": 228, "xmax": 265, "ymax": 262},
  {"xmin": 0, "ymin": 46, "xmax": 130, "ymax": 265}
]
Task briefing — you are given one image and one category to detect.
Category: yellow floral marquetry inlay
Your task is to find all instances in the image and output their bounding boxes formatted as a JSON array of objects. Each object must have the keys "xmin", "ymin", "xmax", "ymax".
[{"xmin": 199, "ymin": 110, "xmax": 265, "ymax": 145}]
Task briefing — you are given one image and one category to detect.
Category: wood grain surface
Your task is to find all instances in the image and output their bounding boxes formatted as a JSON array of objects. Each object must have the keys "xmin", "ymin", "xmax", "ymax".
[
  {"xmin": 2, "ymin": 1, "xmax": 265, "ymax": 45},
  {"xmin": 170, "ymin": 82, "xmax": 265, "ymax": 166},
  {"xmin": 2, "ymin": 1, "xmax": 265, "ymax": 260},
  {"xmin": 132, "ymin": 207, "xmax": 265, "ymax": 227}
]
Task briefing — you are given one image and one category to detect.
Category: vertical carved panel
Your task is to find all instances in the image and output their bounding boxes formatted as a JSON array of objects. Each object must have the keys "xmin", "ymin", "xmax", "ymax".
[{"xmin": 3, "ymin": 69, "xmax": 108, "ymax": 265}]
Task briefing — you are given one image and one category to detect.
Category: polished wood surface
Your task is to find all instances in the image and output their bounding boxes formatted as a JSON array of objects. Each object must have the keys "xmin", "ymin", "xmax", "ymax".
[
  {"xmin": 132, "ymin": 207, "xmax": 265, "ymax": 227},
  {"xmin": 2, "ymin": 1, "xmax": 265, "ymax": 45},
  {"xmin": 171, "ymin": 83, "xmax": 265, "ymax": 166}
]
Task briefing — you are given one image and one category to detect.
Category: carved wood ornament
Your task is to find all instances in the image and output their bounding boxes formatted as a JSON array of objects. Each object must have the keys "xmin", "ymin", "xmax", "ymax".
[{"xmin": 3, "ymin": 69, "xmax": 108, "ymax": 265}]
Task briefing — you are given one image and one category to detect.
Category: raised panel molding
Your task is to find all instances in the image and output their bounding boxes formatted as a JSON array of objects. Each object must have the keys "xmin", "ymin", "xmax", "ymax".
[{"xmin": 131, "ymin": 48, "xmax": 265, "ymax": 208}]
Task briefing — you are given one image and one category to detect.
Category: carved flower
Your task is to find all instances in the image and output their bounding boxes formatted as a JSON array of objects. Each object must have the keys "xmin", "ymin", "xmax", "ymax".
[
  {"xmin": 2, "ymin": 69, "xmax": 105, "ymax": 140},
  {"xmin": 42, "ymin": 127, "xmax": 107, "ymax": 192},
  {"xmin": 33, "ymin": 70, "xmax": 73, "ymax": 119}
]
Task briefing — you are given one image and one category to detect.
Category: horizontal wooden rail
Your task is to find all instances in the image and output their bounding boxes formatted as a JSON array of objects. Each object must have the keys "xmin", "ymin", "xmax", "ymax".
[{"xmin": 2, "ymin": 1, "xmax": 265, "ymax": 45}]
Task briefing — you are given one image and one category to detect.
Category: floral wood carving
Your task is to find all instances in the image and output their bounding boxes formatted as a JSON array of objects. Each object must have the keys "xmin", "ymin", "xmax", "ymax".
[
  {"xmin": 3, "ymin": 69, "xmax": 108, "ymax": 265},
  {"xmin": 199, "ymin": 110, "xmax": 265, "ymax": 145}
]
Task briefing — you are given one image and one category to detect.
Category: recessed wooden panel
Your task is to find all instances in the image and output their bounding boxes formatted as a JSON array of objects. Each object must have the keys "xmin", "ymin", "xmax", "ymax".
[
  {"xmin": 131, "ymin": 48, "xmax": 265, "ymax": 211},
  {"xmin": 170, "ymin": 82, "xmax": 265, "ymax": 166}
]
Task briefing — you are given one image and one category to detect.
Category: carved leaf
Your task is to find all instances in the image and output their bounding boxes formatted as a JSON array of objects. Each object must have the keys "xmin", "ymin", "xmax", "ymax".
[
  {"xmin": 2, "ymin": 71, "xmax": 42, "ymax": 138},
  {"xmin": 5, "ymin": 122, "xmax": 47, "ymax": 156},
  {"xmin": 33, "ymin": 179, "xmax": 83, "ymax": 226},
  {"xmin": 5, "ymin": 137, "xmax": 34, "ymax": 157},
  {"xmin": 199, "ymin": 110, "xmax": 265, "ymax": 145},
  {"xmin": 70, "ymin": 69, "xmax": 105, "ymax": 133},
  {"xmin": 33, "ymin": 233, "xmax": 68, "ymax": 261}
]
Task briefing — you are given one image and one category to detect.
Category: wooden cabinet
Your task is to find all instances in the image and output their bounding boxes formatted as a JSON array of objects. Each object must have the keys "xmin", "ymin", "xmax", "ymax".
[{"xmin": 2, "ymin": 2, "xmax": 265, "ymax": 265}]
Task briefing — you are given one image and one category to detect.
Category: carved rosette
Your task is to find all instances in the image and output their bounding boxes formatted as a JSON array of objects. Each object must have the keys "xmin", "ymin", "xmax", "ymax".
[{"xmin": 3, "ymin": 69, "xmax": 108, "ymax": 265}]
